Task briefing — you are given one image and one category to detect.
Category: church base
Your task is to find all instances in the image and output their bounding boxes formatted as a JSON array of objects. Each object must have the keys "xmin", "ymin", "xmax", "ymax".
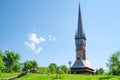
[{"xmin": 70, "ymin": 67, "xmax": 94, "ymax": 74}]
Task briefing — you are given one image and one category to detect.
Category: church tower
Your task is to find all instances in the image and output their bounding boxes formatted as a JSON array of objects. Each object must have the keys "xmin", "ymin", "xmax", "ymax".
[{"xmin": 70, "ymin": 3, "xmax": 94, "ymax": 74}]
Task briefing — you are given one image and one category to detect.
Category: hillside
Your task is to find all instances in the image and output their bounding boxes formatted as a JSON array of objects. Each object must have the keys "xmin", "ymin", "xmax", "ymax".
[{"xmin": 17, "ymin": 74, "xmax": 120, "ymax": 80}]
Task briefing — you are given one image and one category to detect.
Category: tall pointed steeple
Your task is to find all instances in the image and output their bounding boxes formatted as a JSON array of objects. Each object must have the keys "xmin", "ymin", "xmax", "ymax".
[
  {"xmin": 76, "ymin": 3, "xmax": 86, "ymax": 40},
  {"xmin": 71, "ymin": 3, "xmax": 94, "ymax": 74},
  {"xmin": 75, "ymin": 3, "xmax": 86, "ymax": 51}
]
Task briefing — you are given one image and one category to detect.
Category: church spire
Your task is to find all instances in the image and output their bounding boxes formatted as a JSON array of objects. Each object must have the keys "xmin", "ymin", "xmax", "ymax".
[
  {"xmin": 76, "ymin": 3, "xmax": 86, "ymax": 40},
  {"xmin": 71, "ymin": 2, "xmax": 94, "ymax": 74}
]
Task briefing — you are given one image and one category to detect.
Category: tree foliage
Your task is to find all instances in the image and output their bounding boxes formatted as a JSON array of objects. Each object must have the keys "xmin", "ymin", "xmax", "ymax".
[
  {"xmin": 107, "ymin": 51, "xmax": 120, "ymax": 75},
  {"xmin": 0, "ymin": 49, "xmax": 70, "ymax": 75},
  {"xmin": 49, "ymin": 63, "xmax": 57, "ymax": 74},
  {"xmin": 3, "ymin": 50, "xmax": 20, "ymax": 73},
  {"xmin": 22, "ymin": 60, "xmax": 38, "ymax": 71},
  {"xmin": 49, "ymin": 63, "xmax": 69, "ymax": 75},
  {"xmin": 12, "ymin": 63, "xmax": 21, "ymax": 72},
  {"xmin": 0, "ymin": 50, "xmax": 5, "ymax": 75},
  {"xmin": 60, "ymin": 65, "xmax": 69, "ymax": 74},
  {"xmin": 95, "ymin": 68, "xmax": 104, "ymax": 75},
  {"xmin": 56, "ymin": 66, "xmax": 64, "ymax": 74},
  {"xmin": 37, "ymin": 67, "xmax": 49, "ymax": 73}
]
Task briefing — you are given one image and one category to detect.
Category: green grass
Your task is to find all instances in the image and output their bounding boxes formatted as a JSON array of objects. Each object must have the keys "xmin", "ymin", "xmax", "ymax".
[
  {"xmin": 17, "ymin": 74, "xmax": 120, "ymax": 80},
  {"xmin": 0, "ymin": 73, "xmax": 19, "ymax": 80},
  {"xmin": 1, "ymin": 73, "xmax": 120, "ymax": 80}
]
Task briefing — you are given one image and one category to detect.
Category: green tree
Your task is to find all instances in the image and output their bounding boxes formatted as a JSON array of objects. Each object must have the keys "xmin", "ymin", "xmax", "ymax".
[
  {"xmin": 106, "ymin": 51, "xmax": 120, "ymax": 75},
  {"xmin": 13, "ymin": 63, "xmax": 22, "ymax": 72},
  {"xmin": 0, "ymin": 50, "xmax": 5, "ymax": 75},
  {"xmin": 56, "ymin": 66, "xmax": 63, "ymax": 74},
  {"xmin": 38, "ymin": 67, "xmax": 49, "ymax": 73},
  {"xmin": 49, "ymin": 63, "xmax": 57, "ymax": 74},
  {"xmin": 22, "ymin": 60, "xmax": 38, "ymax": 71},
  {"xmin": 95, "ymin": 68, "xmax": 104, "ymax": 75},
  {"xmin": 60, "ymin": 65, "xmax": 69, "ymax": 74},
  {"xmin": 3, "ymin": 50, "xmax": 20, "ymax": 73}
]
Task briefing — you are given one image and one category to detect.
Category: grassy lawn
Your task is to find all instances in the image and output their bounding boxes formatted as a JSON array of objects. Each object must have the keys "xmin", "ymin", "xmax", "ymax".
[
  {"xmin": 0, "ymin": 73, "xmax": 19, "ymax": 79},
  {"xmin": 1, "ymin": 73, "xmax": 120, "ymax": 80},
  {"xmin": 17, "ymin": 74, "xmax": 120, "ymax": 80}
]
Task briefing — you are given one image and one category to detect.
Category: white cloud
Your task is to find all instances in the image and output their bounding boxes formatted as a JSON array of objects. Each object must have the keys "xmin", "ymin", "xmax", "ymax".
[
  {"xmin": 48, "ymin": 35, "xmax": 56, "ymax": 41},
  {"xmin": 24, "ymin": 42, "xmax": 35, "ymax": 50},
  {"xmin": 28, "ymin": 33, "xmax": 46, "ymax": 43},
  {"xmin": 39, "ymin": 37, "xmax": 46, "ymax": 42},
  {"xmin": 24, "ymin": 33, "xmax": 56, "ymax": 54},
  {"xmin": 24, "ymin": 33, "xmax": 46, "ymax": 54}
]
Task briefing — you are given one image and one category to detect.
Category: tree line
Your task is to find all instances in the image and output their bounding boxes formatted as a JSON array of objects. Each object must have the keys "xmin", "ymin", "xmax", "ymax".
[
  {"xmin": 0, "ymin": 49, "xmax": 120, "ymax": 75},
  {"xmin": 0, "ymin": 50, "xmax": 69, "ymax": 75}
]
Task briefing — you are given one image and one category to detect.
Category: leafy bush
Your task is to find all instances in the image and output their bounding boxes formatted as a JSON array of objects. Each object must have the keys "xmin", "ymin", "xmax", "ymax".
[
  {"xmin": 22, "ymin": 60, "xmax": 38, "ymax": 71},
  {"xmin": 107, "ymin": 51, "xmax": 120, "ymax": 75},
  {"xmin": 95, "ymin": 68, "xmax": 105, "ymax": 75}
]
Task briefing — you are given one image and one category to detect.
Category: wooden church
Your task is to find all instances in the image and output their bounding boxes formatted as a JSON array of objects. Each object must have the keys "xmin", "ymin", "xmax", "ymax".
[{"xmin": 70, "ymin": 3, "xmax": 94, "ymax": 74}]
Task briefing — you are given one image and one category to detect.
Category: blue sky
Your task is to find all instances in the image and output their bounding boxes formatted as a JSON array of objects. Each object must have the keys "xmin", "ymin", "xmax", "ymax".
[{"xmin": 0, "ymin": 0, "xmax": 120, "ymax": 71}]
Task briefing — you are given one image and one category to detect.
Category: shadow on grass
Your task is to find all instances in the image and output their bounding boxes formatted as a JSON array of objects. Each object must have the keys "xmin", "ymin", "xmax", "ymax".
[{"xmin": 98, "ymin": 76, "xmax": 113, "ymax": 80}]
